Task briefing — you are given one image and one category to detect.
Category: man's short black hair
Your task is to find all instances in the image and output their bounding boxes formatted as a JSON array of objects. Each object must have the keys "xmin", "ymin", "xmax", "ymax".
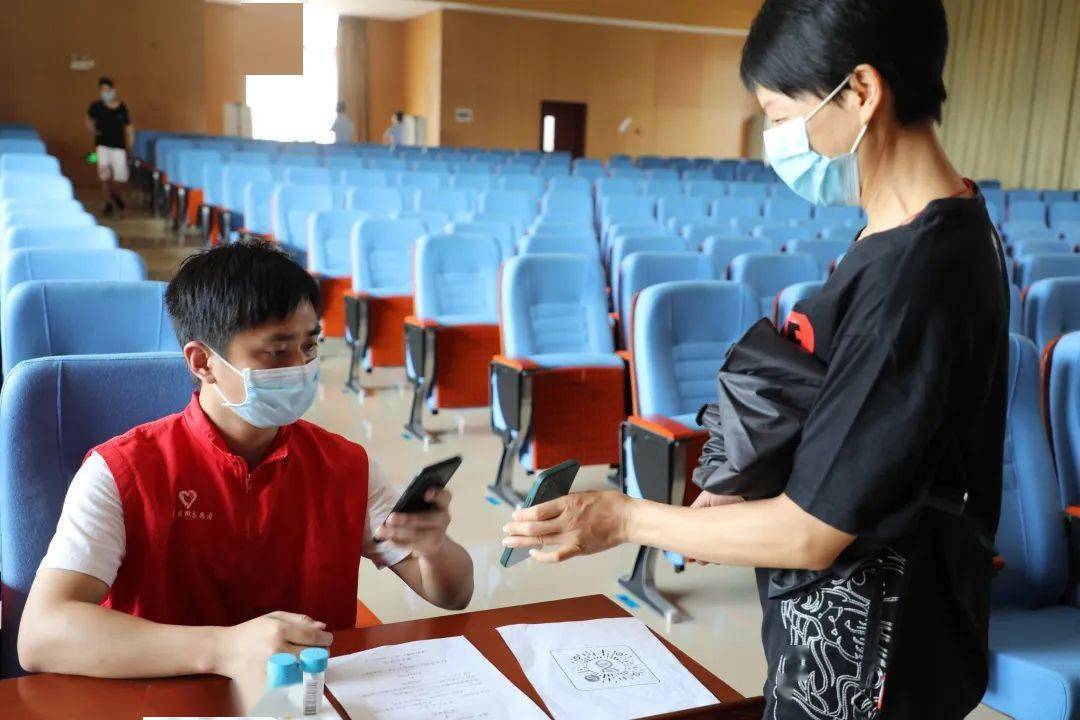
[
  {"xmin": 98, "ymin": 76, "xmax": 114, "ymax": 88},
  {"xmin": 336, "ymin": 100, "xmax": 347, "ymax": 113},
  {"xmin": 394, "ymin": 111, "xmax": 404, "ymax": 123},
  {"xmin": 740, "ymin": 0, "xmax": 949, "ymax": 125},
  {"xmin": 165, "ymin": 240, "xmax": 322, "ymax": 353}
]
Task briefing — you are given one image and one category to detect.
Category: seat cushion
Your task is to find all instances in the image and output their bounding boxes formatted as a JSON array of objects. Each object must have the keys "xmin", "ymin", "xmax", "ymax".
[
  {"xmin": 528, "ymin": 353, "xmax": 625, "ymax": 369},
  {"xmin": 984, "ymin": 606, "xmax": 1080, "ymax": 720},
  {"xmin": 434, "ymin": 313, "xmax": 499, "ymax": 327}
]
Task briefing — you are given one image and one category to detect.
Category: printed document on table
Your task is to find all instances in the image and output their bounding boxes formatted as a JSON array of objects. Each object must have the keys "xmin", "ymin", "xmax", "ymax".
[
  {"xmin": 324, "ymin": 635, "xmax": 550, "ymax": 720},
  {"xmin": 497, "ymin": 617, "xmax": 717, "ymax": 720}
]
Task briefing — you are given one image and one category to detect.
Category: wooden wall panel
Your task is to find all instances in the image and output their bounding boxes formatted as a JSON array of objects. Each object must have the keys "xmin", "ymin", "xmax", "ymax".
[
  {"xmin": 436, "ymin": 0, "xmax": 762, "ymax": 30},
  {"xmin": 403, "ymin": 11, "xmax": 443, "ymax": 146},
  {"xmin": 366, "ymin": 20, "xmax": 407, "ymax": 142},
  {"xmin": 0, "ymin": 0, "xmax": 207, "ymax": 186},
  {"xmin": 438, "ymin": 9, "xmax": 758, "ymax": 158},
  {"xmin": 203, "ymin": 3, "xmax": 302, "ymax": 136}
]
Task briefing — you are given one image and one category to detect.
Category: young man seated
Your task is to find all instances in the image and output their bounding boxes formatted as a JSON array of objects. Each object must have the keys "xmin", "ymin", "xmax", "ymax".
[{"xmin": 18, "ymin": 241, "xmax": 473, "ymax": 707}]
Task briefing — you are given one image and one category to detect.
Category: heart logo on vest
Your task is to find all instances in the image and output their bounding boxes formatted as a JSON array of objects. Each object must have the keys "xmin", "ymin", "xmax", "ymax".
[{"xmin": 178, "ymin": 489, "xmax": 198, "ymax": 510}]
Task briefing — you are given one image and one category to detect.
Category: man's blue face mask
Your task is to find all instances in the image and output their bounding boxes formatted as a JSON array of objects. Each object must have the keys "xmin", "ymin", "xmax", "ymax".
[
  {"xmin": 211, "ymin": 351, "xmax": 319, "ymax": 429},
  {"xmin": 763, "ymin": 75, "xmax": 869, "ymax": 207}
]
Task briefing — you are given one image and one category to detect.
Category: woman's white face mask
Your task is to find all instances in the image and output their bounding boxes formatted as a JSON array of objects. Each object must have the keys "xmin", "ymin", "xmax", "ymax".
[{"xmin": 762, "ymin": 75, "xmax": 868, "ymax": 207}]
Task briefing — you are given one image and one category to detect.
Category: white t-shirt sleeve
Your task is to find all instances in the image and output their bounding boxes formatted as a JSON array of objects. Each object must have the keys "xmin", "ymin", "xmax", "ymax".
[
  {"xmin": 361, "ymin": 458, "xmax": 412, "ymax": 570},
  {"xmin": 39, "ymin": 451, "xmax": 126, "ymax": 587}
]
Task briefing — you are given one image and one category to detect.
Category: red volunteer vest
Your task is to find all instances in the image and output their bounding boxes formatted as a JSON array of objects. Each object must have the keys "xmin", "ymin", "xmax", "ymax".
[{"xmin": 94, "ymin": 394, "xmax": 369, "ymax": 630}]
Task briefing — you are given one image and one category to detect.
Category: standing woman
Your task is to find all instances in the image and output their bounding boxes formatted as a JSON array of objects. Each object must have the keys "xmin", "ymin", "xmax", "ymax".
[{"xmin": 502, "ymin": 1, "xmax": 1009, "ymax": 717}]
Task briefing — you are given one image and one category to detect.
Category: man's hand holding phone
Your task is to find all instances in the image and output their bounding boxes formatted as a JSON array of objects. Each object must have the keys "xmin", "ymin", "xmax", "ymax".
[{"xmin": 374, "ymin": 487, "xmax": 453, "ymax": 557}]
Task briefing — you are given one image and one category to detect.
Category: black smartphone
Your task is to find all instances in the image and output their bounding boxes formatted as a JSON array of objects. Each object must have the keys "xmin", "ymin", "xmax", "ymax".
[
  {"xmin": 386, "ymin": 455, "xmax": 462, "ymax": 517},
  {"xmin": 500, "ymin": 459, "xmax": 580, "ymax": 568}
]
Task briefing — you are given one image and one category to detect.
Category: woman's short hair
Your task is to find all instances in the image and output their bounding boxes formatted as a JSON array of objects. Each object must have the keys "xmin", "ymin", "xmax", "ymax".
[{"xmin": 740, "ymin": 0, "xmax": 949, "ymax": 125}]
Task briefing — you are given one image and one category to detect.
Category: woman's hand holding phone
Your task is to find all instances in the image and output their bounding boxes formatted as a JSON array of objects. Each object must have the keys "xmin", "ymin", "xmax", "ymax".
[{"xmin": 501, "ymin": 490, "xmax": 632, "ymax": 563}]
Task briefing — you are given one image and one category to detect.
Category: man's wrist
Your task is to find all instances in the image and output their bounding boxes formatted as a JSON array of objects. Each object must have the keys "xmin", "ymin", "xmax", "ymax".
[
  {"xmin": 618, "ymin": 495, "xmax": 640, "ymax": 546},
  {"xmin": 197, "ymin": 625, "xmax": 228, "ymax": 676}
]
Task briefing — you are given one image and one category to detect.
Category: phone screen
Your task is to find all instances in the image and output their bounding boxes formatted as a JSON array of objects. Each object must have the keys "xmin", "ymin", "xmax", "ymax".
[
  {"xmin": 500, "ymin": 459, "xmax": 580, "ymax": 568},
  {"xmin": 386, "ymin": 455, "xmax": 462, "ymax": 517}
]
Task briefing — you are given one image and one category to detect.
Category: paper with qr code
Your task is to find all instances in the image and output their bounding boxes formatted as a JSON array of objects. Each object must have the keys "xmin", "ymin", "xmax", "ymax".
[{"xmin": 497, "ymin": 617, "xmax": 717, "ymax": 720}]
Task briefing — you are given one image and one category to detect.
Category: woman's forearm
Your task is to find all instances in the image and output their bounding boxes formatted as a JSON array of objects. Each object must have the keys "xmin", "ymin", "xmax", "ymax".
[{"xmin": 624, "ymin": 494, "xmax": 854, "ymax": 570}]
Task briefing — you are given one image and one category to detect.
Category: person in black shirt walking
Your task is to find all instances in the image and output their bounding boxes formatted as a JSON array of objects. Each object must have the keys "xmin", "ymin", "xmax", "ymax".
[
  {"xmin": 85, "ymin": 76, "xmax": 133, "ymax": 217},
  {"xmin": 502, "ymin": 1, "xmax": 1008, "ymax": 717}
]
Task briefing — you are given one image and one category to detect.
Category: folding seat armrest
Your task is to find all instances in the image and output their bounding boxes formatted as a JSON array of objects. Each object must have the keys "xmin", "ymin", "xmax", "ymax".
[
  {"xmin": 627, "ymin": 414, "xmax": 701, "ymax": 442},
  {"xmin": 404, "ymin": 316, "xmax": 439, "ymax": 383},
  {"xmin": 992, "ymin": 555, "xmax": 1006, "ymax": 575},
  {"xmin": 491, "ymin": 354, "xmax": 539, "ymax": 372},
  {"xmin": 615, "ymin": 349, "xmax": 632, "ymax": 364}
]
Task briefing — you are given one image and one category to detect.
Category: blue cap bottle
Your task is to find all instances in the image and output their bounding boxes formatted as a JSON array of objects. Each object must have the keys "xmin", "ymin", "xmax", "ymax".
[
  {"xmin": 267, "ymin": 652, "xmax": 302, "ymax": 689},
  {"xmin": 299, "ymin": 647, "xmax": 329, "ymax": 673}
]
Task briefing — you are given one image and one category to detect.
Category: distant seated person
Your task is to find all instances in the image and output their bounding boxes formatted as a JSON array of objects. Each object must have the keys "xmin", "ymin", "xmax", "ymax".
[
  {"xmin": 330, "ymin": 100, "xmax": 356, "ymax": 144},
  {"xmin": 382, "ymin": 110, "xmax": 405, "ymax": 146},
  {"xmin": 17, "ymin": 241, "xmax": 473, "ymax": 708},
  {"xmin": 85, "ymin": 75, "xmax": 133, "ymax": 217}
]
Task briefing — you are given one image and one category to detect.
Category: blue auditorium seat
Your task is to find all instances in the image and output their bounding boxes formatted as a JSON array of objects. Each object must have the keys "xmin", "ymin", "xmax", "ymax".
[
  {"xmin": 0, "ymin": 209, "xmax": 94, "ymax": 235},
  {"xmin": 174, "ymin": 149, "xmax": 221, "ymax": 190},
  {"xmin": 685, "ymin": 180, "xmax": 727, "ymax": 199},
  {"xmin": 417, "ymin": 189, "xmax": 471, "ymax": 222},
  {"xmin": 1045, "ymin": 332, "xmax": 1080, "ymax": 512},
  {"xmin": 539, "ymin": 190, "xmax": 593, "ymax": 226},
  {"xmin": 646, "ymin": 169, "xmax": 679, "ymax": 182},
  {"xmin": 727, "ymin": 181, "xmax": 770, "ymax": 200},
  {"xmin": 346, "ymin": 187, "xmax": 403, "ymax": 218},
  {"xmin": 368, "ymin": 158, "xmax": 407, "ymax": 172},
  {"xmin": 616, "ymin": 252, "xmax": 715, "ymax": 347},
  {"xmin": 1022, "ymin": 278, "xmax": 1080, "ymax": 351},
  {"xmin": 1050, "ymin": 202, "xmax": 1080, "ymax": 229},
  {"xmin": 447, "ymin": 220, "xmax": 516, "ymax": 261},
  {"xmin": 1044, "ymin": 191, "xmax": 1077, "ymax": 205},
  {"xmin": 0, "ymin": 139, "xmax": 46, "ymax": 156},
  {"xmin": 1, "ymin": 248, "xmax": 145, "ymax": 306},
  {"xmin": 1007, "ymin": 190, "xmax": 1042, "ymax": 205},
  {"xmin": 283, "ymin": 166, "xmax": 331, "ymax": 187},
  {"xmin": 399, "ymin": 171, "xmax": 441, "ymax": 191},
  {"xmin": 982, "ymin": 188, "xmax": 1006, "ymax": 209},
  {"xmin": 0, "ymin": 354, "xmax": 192, "ymax": 677},
  {"xmin": 608, "ymin": 234, "xmax": 686, "ymax": 304},
  {"xmin": 478, "ymin": 189, "xmax": 535, "ymax": 231},
  {"xmin": 657, "ymin": 195, "xmax": 709, "ymax": 233},
  {"xmin": 643, "ymin": 180, "xmax": 682, "ymax": 197},
  {"xmin": 498, "ymin": 175, "xmax": 545, "ymax": 207},
  {"xmin": 710, "ymin": 197, "xmax": 762, "ymax": 227},
  {"xmin": 682, "ymin": 222, "xmax": 736, "ymax": 249},
  {"xmin": 222, "ymin": 164, "xmax": 272, "ymax": 221},
  {"xmin": 413, "ymin": 160, "xmax": 450, "ymax": 174},
  {"xmin": 729, "ymin": 252, "xmax": 819, "ymax": 319},
  {"xmin": 349, "ymin": 219, "xmax": 424, "ymax": 299},
  {"xmin": 596, "ymin": 178, "xmax": 640, "ymax": 199},
  {"xmin": 1, "ymin": 226, "xmax": 117, "ymax": 258},
  {"xmin": 763, "ymin": 197, "xmax": 813, "ymax": 222},
  {"xmin": 535, "ymin": 165, "xmax": 569, "ymax": 180},
  {"xmin": 1016, "ymin": 254, "xmax": 1080, "ymax": 289},
  {"xmin": 1009, "ymin": 239, "xmax": 1071, "ymax": 259},
  {"xmin": 404, "ymin": 233, "xmax": 503, "ymax": 439},
  {"xmin": 702, "ymin": 237, "xmax": 772, "ymax": 278},
  {"xmin": 452, "ymin": 173, "xmax": 494, "ymax": 192},
  {"xmin": 548, "ymin": 177, "xmax": 591, "ymax": 194},
  {"xmin": 241, "ymin": 179, "xmax": 278, "ymax": 238},
  {"xmin": 775, "ymin": 281, "xmax": 825, "ymax": 327},
  {"xmin": 325, "ymin": 156, "xmax": 366, "ymax": 172},
  {"xmin": 397, "ymin": 210, "xmax": 450, "ymax": 234},
  {"xmin": 1003, "ymin": 224, "xmax": 1060, "ymax": 246},
  {"xmin": 307, "ymin": 210, "xmax": 369, "ymax": 277},
  {"xmin": 488, "ymin": 255, "xmax": 626, "ymax": 503},
  {"xmin": 813, "ymin": 205, "xmax": 864, "ymax": 227},
  {"xmin": 1006, "ymin": 284, "xmax": 1021, "ymax": 334},
  {"xmin": 619, "ymin": 279, "xmax": 760, "ymax": 617},
  {"xmin": 2, "ymin": 281, "xmax": 180, "ymax": 375},
  {"xmin": 606, "ymin": 167, "xmax": 643, "ymax": 180},
  {"xmin": 0, "ymin": 173, "xmax": 73, "ymax": 201},
  {"xmin": 0, "ymin": 154, "xmax": 60, "ymax": 175},
  {"xmin": 985, "ymin": 202, "xmax": 1004, "ymax": 227},
  {"xmin": 228, "ymin": 151, "xmax": 272, "ymax": 166},
  {"xmin": 600, "ymin": 194, "xmax": 655, "ymax": 237},
  {"xmin": 681, "ymin": 170, "xmax": 714, "ymax": 182},
  {"xmin": 272, "ymin": 185, "xmax": 333, "ymax": 259},
  {"xmin": 1009, "ymin": 200, "xmax": 1048, "ymax": 224},
  {"xmin": 518, "ymin": 233, "xmax": 598, "ymax": 257},
  {"xmin": 982, "ymin": 334, "xmax": 1080, "ymax": 720},
  {"xmin": 338, "ymin": 168, "xmax": 388, "ymax": 188},
  {"xmin": 784, "ymin": 239, "xmax": 852, "ymax": 280}
]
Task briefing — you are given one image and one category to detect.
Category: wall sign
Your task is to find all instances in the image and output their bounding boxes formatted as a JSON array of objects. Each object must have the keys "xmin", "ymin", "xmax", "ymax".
[{"xmin": 455, "ymin": 107, "xmax": 474, "ymax": 123}]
